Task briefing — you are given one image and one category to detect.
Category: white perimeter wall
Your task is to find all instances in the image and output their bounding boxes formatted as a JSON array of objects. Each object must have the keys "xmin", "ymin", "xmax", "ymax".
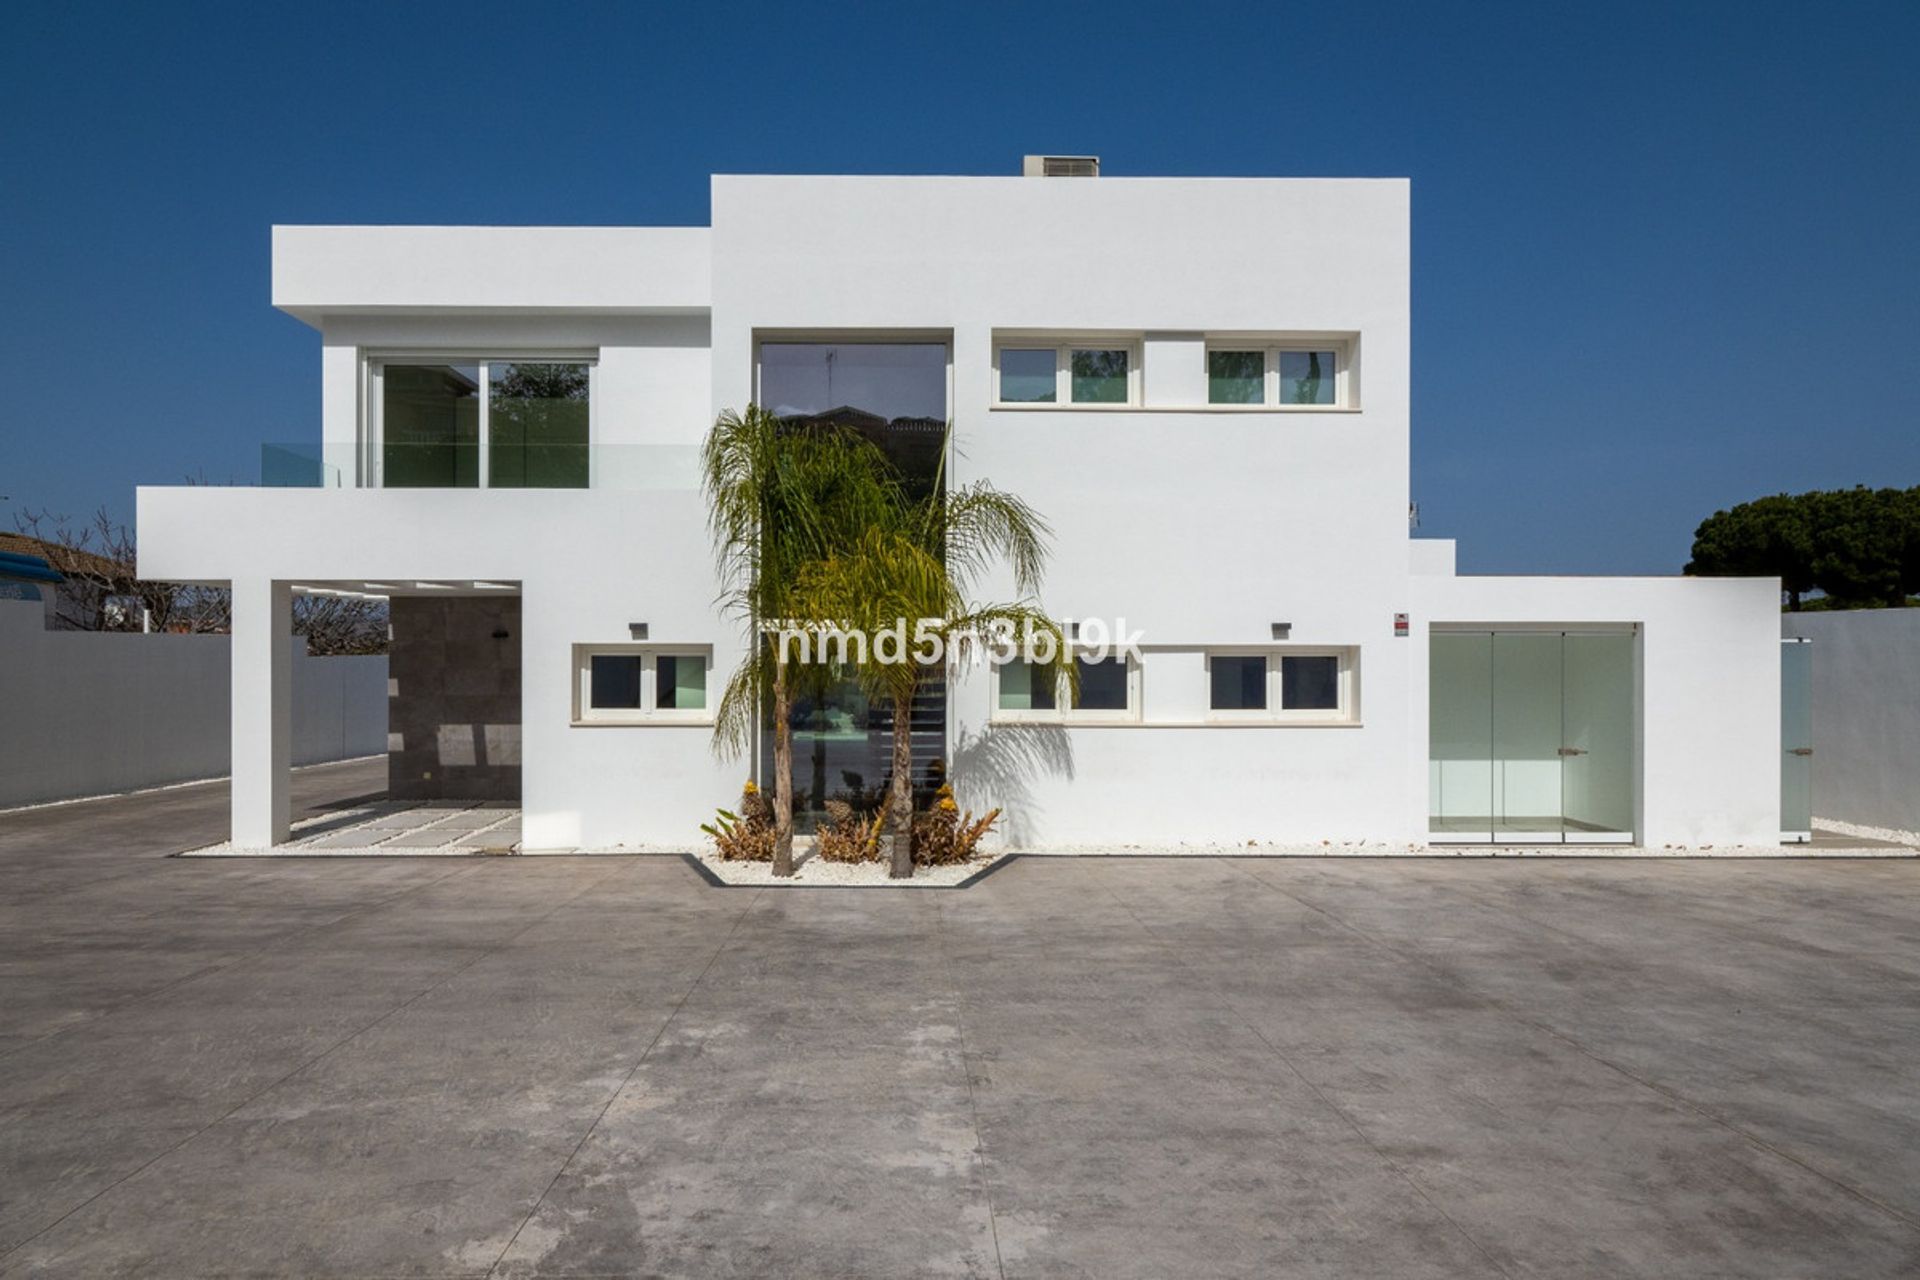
[
  {"xmin": 0, "ymin": 600, "xmax": 386, "ymax": 808},
  {"xmin": 1781, "ymin": 608, "xmax": 1920, "ymax": 834}
]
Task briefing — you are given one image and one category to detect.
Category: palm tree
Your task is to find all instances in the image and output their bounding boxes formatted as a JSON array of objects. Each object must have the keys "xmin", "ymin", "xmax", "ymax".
[
  {"xmin": 801, "ymin": 436, "xmax": 1066, "ymax": 878},
  {"xmin": 702, "ymin": 405, "xmax": 903, "ymax": 876}
]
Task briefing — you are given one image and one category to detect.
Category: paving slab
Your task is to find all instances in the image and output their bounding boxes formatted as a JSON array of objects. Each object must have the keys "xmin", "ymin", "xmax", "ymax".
[{"xmin": 4, "ymin": 776, "xmax": 1920, "ymax": 1277}]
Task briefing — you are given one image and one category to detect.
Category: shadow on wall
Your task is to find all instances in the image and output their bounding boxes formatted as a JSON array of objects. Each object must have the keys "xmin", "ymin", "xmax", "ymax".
[{"xmin": 951, "ymin": 723, "xmax": 1075, "ymax": 848}]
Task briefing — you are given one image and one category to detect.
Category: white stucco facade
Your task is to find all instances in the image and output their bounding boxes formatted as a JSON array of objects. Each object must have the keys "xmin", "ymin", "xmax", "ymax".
[{"xmin": 138, "ymin": 170, "xmax": 1784, "ymax": 851}]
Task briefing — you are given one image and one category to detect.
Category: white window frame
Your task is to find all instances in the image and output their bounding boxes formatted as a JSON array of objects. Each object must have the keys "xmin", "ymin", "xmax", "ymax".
[
  {"xmin": 1204, "ymin": 647, "xmax": 1358, "ymax": 724},
  {"xmin": 1203, "ymin": 341, "xmax": 1351, "ymax": 410},
  {"xmin": 572, "ymin": 643, "xmax": 713, "ymax": 726},
  {"xmin": 992, "ymin": 340, "xmax": 1143, "ymax": 409},
  {"xmin": 990, "ymin": 651, "xmax": 1142, "ymax": 724},
  {"xmin": 365, "ymin": 354, "xmax": 597, "ymax": 489}
]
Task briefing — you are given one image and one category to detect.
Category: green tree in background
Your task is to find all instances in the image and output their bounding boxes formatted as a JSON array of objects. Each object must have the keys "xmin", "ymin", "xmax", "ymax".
[{"xmin": 1687, "ymin": 486, "xmax": 1920, "ymax": 610}]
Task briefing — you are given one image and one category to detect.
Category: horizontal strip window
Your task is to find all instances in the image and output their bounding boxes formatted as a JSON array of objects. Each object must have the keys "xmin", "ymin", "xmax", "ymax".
[
  {"xmin": 993, "ymin": 341, "xmax": 1142, "ymax": 408},
  {"xmin": 1205, "ymin": 647, "xmax": 1357, "ymax": 723},
  {"xmin": 1206, "ymin": 344, "xmax": 1348, "ymax": 409},
  {"xmin": 573, "ymin": 644, "xmax": 712, "ymax": 724},
  {"xmin": 991, "ymin": 653, "xmax": 1140, "ymax": 723}
]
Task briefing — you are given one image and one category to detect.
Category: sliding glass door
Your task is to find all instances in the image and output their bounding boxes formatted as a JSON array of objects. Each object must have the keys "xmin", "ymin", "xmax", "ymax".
[
  {"xmin": 377, "ymin": 360, "xmax": 589, "ymax": 488},
  {"xmin": 1430, "ymin": 630, "xmax": 1636, "ymax": 843}
]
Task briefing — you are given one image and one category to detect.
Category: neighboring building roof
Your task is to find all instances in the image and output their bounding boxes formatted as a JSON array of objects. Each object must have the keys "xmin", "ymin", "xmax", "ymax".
[
  {"xmin": 0, "ymin": 550, "xmax": 64, "ymax": 584},
  {"xmin": 0, "ymin": 532, "xmax": 125, "ymax": 583}
]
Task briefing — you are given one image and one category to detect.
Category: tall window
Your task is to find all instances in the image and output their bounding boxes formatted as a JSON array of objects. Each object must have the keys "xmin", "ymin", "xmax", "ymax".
[
  {"xmin": 377, "ymin": 360, "xmax": 590, "ymax": 488},
  {"xmin": 753, "ymin": 340, "xmax": 951, "ymax": 824}
]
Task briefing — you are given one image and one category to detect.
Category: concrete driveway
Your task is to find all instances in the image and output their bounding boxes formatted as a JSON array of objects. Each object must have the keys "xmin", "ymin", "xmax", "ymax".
[{"xmin": 3, "ymin": 762, "xmax": 1919, "ymax": 1277}]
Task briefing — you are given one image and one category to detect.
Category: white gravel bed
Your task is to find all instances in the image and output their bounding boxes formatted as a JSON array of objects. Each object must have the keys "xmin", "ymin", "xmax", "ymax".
[
  {"xmin": 1012, "ymin": 840, "xmax": 1917, "ymax": 858},
  {"xmin": 696, "ymin": 849, "xmax": 998, "ymax": 886},
  {"xmin": 1814, "ymin": 816, "xmax": 1920, "ymax": 847},
  {"xmin": 181, "ymin": 842, "xmax": 510, "ymax": 858}
]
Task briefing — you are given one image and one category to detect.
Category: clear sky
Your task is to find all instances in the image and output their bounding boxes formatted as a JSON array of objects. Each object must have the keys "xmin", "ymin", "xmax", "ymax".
[{"xmin": 2, "ymin": 0, "xmax": 1915, "ymax": 573}]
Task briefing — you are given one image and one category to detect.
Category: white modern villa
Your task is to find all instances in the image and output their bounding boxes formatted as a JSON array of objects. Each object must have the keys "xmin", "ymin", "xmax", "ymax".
[{"xmin": 137, "ymin": 161, "xmax": 1788, "ymax": 853}]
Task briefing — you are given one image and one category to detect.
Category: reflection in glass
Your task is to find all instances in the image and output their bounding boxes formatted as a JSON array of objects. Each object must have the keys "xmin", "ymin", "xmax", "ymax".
[
  {"xmin": 1210, "ymin": 655, "xmax": 1267, "ymax": 710},
  {"xmin": 383, "ymin": 364, "xmax": 479, "ymax": 488},
  {"xmin": 998, "ymin": 348, "xmax": 1057, "ymax": 403},
  {"xmin": 590, "ymin": 655, "xmax": 642, "ymax": 710},
  {"xmin": 490, "ymin": 362, "xmax": 589, "ymax": 488},
  {"xmin": 656, "ymin": 654, "xmax": 706, "ymax": 710},
  {"xmin": 755, "ymin": 342, "xmax": 951, "ymax": 826},
  {"xmin": 1073, "ymin": 657, "xmax": 1128, "ymax": 711},
  {"xmin": 1279, "ymin": 350, "xmax": 1336, "ymax": 405},
  {"xmin": 1281, "ymin": 655, "xmax": 1340, "ymax": 710},
  {"xmin": 998, "ymin": 658, "xmax": 1057, "ymax": 711},
  {"xmin": 1208, "ymin": 350, "xmax": 1265, "ymax": 404},
  {"xmin": 1070, "ymin": 348, "xmax": 1130, "ymax": 403},
  {"xmin": 758, "ymin": 342, "xmax": 949, "ymax": 497}
]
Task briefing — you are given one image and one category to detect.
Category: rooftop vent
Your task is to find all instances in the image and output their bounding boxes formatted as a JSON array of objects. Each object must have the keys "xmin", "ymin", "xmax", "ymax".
[{"xmin": 1023, "ymin": 154, "xmax": 1099, "ymax": 178}]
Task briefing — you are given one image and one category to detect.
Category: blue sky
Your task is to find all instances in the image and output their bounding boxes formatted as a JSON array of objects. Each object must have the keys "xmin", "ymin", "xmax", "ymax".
[{"xmin": 2, "ymin": 0, "xmax": 1915, "ymax": 573}]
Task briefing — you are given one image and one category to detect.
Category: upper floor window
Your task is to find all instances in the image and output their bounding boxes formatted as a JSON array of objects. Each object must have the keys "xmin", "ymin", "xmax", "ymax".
[
  {"xmin": 993, "ymin": 342, "xmax": 1140, "ymax": 408},
  {"xmin": 1206, "ymin": 345, "xmax": 1346, "ymax": 408},
  {"xmin": 375, "ymin": 360, "xmax": 590, "ymax": 489}
]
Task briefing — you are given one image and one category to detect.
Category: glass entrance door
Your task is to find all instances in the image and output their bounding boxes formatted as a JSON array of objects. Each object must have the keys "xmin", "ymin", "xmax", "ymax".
[
  {"xmin": 1781, "ymin": 638, "xmax": 1812, "ymax": 840},
  {"xmin": 1429, "ymin": 630, "xmax": 1636, "ymax": 843}
]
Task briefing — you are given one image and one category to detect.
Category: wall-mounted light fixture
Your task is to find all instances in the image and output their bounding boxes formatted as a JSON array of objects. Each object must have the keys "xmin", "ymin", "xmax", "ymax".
[
  {"xmin": 628, "ymin": 622, "xmax": 649, "ymax": 640},
  {"xmin": 1270, "ymin": 622, "xmax": 1292, "ymax": 640}
]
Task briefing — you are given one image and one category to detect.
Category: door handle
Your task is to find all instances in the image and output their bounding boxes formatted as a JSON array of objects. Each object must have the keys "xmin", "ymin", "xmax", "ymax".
[
  {"xmin": 1789, "ymin": 747, "xmax": 1813, "ymax": 757},
  {"xmin": 1557, "ymin": 747, "xmax": 1587, "ymax": 757}
]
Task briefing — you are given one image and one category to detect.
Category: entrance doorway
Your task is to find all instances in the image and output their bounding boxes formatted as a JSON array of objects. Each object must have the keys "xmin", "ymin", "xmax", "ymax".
[{"xmin": 1429, "ymin": 630, "xmax": 1636, "ymax": 843}]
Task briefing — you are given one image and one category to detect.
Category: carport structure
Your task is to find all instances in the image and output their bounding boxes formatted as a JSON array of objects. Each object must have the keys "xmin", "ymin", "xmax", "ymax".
[{"xmin": 229, "ymin": 577, "xmax": 520, "ymax": 848}]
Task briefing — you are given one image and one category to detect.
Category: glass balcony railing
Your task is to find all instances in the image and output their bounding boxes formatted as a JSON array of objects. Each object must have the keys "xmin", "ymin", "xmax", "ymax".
[{"xmin": 259, "ymin": 442, "xmax": 701, "ymax": 491}]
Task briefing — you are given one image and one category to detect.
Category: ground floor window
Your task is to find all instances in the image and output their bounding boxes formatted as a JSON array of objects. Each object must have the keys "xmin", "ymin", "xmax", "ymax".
[
  {"xmin": 993, "ymin": 653, "xmax": 1141, "ymax": 723},
  {"xmin": 573, "ymin": 646, "xmax": 711, "ymax": 724},
  {"xmin": 1206, "ymin": 649, "xmax": 1356, "ymax": 723}
]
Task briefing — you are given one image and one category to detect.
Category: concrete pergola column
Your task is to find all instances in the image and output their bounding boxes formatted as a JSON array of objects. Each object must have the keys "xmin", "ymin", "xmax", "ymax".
[{"xmin": 230, "ymin": 578, "xmax": 292, "ymax": 847}]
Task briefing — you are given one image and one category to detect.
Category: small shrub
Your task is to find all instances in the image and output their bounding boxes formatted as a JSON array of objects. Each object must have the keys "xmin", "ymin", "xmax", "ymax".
[
  {"xmin": 701, "ymin": 781, "xmax": 776, "ymax": 862},
  {"xmin": 815, "ymin": 797, "xmax": 884, "ymax": 863},
  {"xmin": 912, "ymin": 784, "xmax": 1000, "ymax": 866}
]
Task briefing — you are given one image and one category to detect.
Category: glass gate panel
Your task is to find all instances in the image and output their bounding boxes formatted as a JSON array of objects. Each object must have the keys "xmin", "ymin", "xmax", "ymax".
[
  {"xmin": 1781, "ymin": 638, "xmax": 1813, "ymax": 839},
  {"xmin": 1561, "ymin": 633, "xmax": 1636, "ymax": 840},
  {"xmin": 1429, "ymin": 633, "xmax": 1493, "ymax": 838},
  {"xmin": 1491, "ymin": 633, "xmax": 1564, "ymax": 840}
]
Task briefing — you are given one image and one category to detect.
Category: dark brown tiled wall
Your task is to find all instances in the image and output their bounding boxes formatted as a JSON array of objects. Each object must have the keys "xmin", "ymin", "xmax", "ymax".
[{"xmin": 387, "ymin": 597, "xmax": 521, "ymax": 800}]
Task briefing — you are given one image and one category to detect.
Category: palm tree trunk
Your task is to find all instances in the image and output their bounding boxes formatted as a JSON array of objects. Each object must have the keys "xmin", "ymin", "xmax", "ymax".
[
  {"xmin": 771, "ymin": 659, "xmax": 795, "ymax": 877},
  {"xmin": 888, "ymin": 685, "xmax": 916, "ymax": 879}
]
